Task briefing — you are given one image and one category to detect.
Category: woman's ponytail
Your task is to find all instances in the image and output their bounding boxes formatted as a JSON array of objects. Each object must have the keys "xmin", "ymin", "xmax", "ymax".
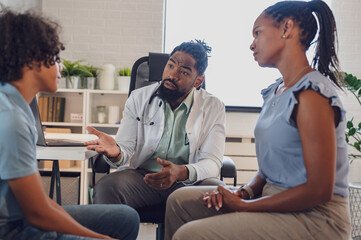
[{"xmin": 308, "ymin": 0, "xmax": 341, "ymax": 88}]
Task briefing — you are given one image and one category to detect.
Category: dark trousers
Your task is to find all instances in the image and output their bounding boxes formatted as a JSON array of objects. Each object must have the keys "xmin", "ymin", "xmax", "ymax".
[{"xmin": 93, "ymin": 168, "xmax": 224, "ymax": 208}]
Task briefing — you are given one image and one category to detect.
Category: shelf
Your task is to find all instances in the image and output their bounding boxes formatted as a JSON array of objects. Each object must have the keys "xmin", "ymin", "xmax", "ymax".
[
  {"xmin": 87, "ymin": 123, "xmax": 121, "ymax": 128},
  {"xmin": 56, "ymin": 88, "xmax": 86, "ymax": 93},
  {"xmin": 38, "ymin": 89, "xmax": 127, "ymax": 134},
  {"xmin": 43, "ymin": 122, "xmax": 83, "ymax": 127},
  {"xmin": 87, "ymin": 89, "xmax": 128, "ymax": 95}
]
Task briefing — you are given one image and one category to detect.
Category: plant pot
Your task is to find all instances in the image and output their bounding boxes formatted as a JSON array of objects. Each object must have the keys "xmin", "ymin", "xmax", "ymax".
[
  {"xmin": 86, "ymin": 77, "xmax": 96, "ymax": 89},
  {"xmin": 117, "ymin": 76, "xmax": 131, "ymax": 92},
  {"xmin": 58, "ymin": 77, "xmax": 67, "ymax": 89},
  {"xmin": 66, "ymin": 76, "xmax": 81, "ymax": 89}
]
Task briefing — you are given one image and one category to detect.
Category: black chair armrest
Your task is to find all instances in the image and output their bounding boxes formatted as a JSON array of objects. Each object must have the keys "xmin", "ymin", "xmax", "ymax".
[
  {"xmin": 90, "ymin": 155, "xmax": 110, "ymax": 187},
  {"xmin": 220, "ymin": 156, "xmax": 237, "ymax": 186}
]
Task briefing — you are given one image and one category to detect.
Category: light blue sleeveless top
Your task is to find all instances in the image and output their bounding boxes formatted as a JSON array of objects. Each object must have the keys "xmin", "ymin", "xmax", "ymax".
[{"xmin": 254, "ymin": 71, "xmax": 349, "ymax": 197}]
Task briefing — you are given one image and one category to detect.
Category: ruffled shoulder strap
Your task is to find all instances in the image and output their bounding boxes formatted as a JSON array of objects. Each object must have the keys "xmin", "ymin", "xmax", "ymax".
[
  {"xmin": 286, "ymin": 71, "xmax": 346, "ymax": 126},
  {"xmin": 261, "ymin": 77, "xmax": 283, "ymax": 101}
]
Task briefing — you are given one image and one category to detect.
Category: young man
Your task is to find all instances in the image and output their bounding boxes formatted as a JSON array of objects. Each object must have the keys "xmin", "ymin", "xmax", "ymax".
[
  {"xmin": 0, "ymin": 8, "xmax": 139, "ymax": 240},
  {"xmin": 86, "ymin": 40, "xmax": 226, "ymax": 208}
]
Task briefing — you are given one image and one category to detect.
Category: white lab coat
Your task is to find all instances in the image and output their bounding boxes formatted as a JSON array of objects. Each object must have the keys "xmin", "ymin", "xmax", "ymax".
[{"xmin": 114, "ymin": 83, "xmax": 226, "ymax": 181}]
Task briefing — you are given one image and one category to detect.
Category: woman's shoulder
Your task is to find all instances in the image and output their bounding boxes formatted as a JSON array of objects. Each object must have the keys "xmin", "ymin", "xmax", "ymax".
[
  {"xmin": 295, "ymin": 71, "xmax": 339, "ymax": 97},
  {"xmin": 290, "ymin": 71, "xmax": 346, "ymax": 124}
]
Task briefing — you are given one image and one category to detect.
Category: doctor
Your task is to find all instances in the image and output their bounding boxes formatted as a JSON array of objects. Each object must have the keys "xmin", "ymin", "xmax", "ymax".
[{"xmin": 85, "ymin": 40, "xmax": 226, "ymax": 208}]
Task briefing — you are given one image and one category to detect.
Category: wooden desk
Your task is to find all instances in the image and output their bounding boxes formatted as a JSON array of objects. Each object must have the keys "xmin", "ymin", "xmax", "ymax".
[{"xmin": 36, "ymin": 133, "xmax": 98, "ymax": 205}]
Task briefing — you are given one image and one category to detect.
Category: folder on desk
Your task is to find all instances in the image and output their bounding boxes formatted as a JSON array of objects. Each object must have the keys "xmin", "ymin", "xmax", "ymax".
[{"xmin": 30, "ymin": 97, "xmax": 85, "ymax": 147}]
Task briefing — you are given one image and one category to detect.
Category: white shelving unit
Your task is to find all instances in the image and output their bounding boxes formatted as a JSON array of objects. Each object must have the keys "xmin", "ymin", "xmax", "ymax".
[
  {"xmin": 38, "ymin": 88, "xmax": 128, "ymax": 134},
  {"xmin": 86, "ymin": 89, "xmax": 128, "ymax": 135},
  {"xmin": 38, "ymin": 89, "xmax": 129, "ymax": 204}
]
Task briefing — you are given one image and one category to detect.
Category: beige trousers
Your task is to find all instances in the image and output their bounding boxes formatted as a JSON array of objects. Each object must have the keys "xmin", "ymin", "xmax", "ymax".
[{"xmin": 165, "ymin": 183, "xmax": 351, "ymax": 240}]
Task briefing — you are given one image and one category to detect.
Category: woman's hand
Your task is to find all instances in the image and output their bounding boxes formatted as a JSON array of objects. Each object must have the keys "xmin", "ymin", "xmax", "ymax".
[{"xmin": 203, "ymin": 185, "xmax": 247, "ymax": 212}]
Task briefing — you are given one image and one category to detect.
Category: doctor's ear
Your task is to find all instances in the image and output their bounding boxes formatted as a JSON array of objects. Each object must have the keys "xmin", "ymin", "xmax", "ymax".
[{"xmin": 194, "ymin": 75, "xmax": 204, "ymax": 88}]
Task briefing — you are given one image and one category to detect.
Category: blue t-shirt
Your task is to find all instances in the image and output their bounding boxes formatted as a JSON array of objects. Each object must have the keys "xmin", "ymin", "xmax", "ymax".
[
  {"xmin": 0, "ymin": 83, "xmax": 38, "ymax": 226},
  {"xmin": 254, "ymin": 71, "xmax": 349, "ymax": 197}
]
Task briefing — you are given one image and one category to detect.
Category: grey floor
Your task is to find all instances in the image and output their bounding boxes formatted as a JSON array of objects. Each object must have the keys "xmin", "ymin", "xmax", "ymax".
[{"xmin": 137, "ymin": 223, "xmax": 157, "ymax": 240}]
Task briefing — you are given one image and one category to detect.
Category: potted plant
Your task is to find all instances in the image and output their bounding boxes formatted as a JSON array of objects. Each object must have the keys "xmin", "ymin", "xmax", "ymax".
[
  {"xmin": 343, "ymin": 72, "xmax": 361, "ymax": 239},
  {"xmin": 61, "ymin": 59, "xmax": 92, "ymax": 89},
  {"xmin": 344, "ymin": 72, "xmax": 361, "ymax": 163},
  {"xmin": 84, "ymin": 65, "xmax": 99, "ymax": 89},
  {"xmin": 116, "ymin": 67, "xmax": 131, "ymax": 92}
]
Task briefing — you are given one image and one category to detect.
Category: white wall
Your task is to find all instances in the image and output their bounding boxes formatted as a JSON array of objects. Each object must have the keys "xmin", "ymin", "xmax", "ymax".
[
  {"xmin": 0, "ymin": 0, "xmax": 42, "ymax": 12},
  {"xmin": 42, "ymin": 0, "xmax": 164, "ymax": 69}
]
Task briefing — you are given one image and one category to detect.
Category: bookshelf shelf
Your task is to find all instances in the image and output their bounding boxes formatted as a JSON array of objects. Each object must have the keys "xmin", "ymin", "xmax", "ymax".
[
  {"xmin": 43, "ymin": 122, "xmax": 83, "ymax": 127},
  {"xmin": 87, "ymin": 89, "xmax": 128, "ymax": 95},
  {"xmin": 38, "ymin": 89, "xmax": 127, "ymax": 135},
  {"xmin": 56, "ymin": 88, "xmax": 85, "ymax": 93},
  {"xmin": 87, "ymin": 123, "xmax": 120, "ymax": 128}
]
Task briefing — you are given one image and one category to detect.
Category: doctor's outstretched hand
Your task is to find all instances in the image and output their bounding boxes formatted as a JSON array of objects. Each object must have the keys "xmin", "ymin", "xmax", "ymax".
[
  {"xmin": 84, "ymin": 126, "xmax": 121, "ymax": 161},
  {"xmin": 144, "ymin": 158, "xmax": 189, "ymax": 190}
]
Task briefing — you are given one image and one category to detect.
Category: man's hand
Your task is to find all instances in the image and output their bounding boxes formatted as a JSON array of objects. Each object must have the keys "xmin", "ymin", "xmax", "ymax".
[
  {"xmin": 84, "ymin": 126, "xmax": 120, "ymax": 161},
  {"xmin": 143, "ymin": 158, "xmax": 188, "ymax": 190},
  {"xmin": 203, "ymin": 185, "xmax": 246, "ymax": 212}
]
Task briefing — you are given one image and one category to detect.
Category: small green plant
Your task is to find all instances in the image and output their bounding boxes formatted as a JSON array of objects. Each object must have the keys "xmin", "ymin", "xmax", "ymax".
[
  {"xmin": 344, "ymin": 72, "xmax": 361, "ymax": 163},
  {"xmin": 61, "ymin": 59, "xmax": 93, "ymax": 78},
  {"xmin": 118, "ymin": 67, "xmax": 131, "ymax": 76},
  {"xmin": 84, "ymin": 65, "xmax": 99, "ymax": 78}
]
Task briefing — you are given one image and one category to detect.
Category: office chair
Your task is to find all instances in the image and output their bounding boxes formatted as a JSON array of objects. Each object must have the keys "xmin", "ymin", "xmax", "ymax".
[{"xmin": 91, "ymin": 52, "xmax": 237, "ymax": 240}]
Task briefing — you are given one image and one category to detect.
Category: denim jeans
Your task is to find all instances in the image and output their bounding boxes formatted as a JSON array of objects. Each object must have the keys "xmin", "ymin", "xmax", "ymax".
[{"xmin": 0, "ymin": 204, "xmax": 139, "ymax": 240}]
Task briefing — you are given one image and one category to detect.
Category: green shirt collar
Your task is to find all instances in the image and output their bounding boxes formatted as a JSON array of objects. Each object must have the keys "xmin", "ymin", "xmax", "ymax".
[{"xmin": 176, "ymin": 87, "xmax": 194, "ymax": 114}]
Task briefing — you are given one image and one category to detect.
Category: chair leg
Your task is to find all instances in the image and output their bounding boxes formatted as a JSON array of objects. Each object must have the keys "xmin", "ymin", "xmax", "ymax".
[{"xmin": 156, "ymin": 223, "xmax": 164, "ymax": 240}]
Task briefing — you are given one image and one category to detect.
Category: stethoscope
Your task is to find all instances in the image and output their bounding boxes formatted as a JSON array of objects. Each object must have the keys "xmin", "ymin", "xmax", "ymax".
[{"xmin": 136, "ymin": 83, "xmax": 163, "ymax": 126}]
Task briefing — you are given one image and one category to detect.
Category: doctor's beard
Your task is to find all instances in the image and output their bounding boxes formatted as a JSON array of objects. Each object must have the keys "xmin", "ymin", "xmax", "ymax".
[{"xmin": 158, "ymin": 79, "xmax": 185, "ymax": 104}]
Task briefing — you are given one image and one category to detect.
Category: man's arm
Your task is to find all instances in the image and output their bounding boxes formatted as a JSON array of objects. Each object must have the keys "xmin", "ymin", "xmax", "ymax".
[
  {"xmin": 9, "ymin": 172, "xmax": 113, "ymax": 239},
  {"xmin": 189, "ymin": 101, "xmax": 226, "ymax": 180},
  {"xmin": 85, "ymin": 94, "xmax": 139, "ymax": 166}
]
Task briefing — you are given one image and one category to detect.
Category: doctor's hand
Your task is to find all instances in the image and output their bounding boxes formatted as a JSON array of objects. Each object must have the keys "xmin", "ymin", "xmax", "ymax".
[
  {"xmin": 85, "ymin": 126, "xmax": 120, "ymax": 161},
  {"xmin": 143, "ymin": 158, "xmax": 188, "ymax": 190}
]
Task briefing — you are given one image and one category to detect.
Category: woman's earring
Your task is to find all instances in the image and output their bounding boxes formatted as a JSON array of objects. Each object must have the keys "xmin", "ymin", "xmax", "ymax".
[{"xmin": 281, "ymin": 34, "xmax": 286, "ymax": 39}]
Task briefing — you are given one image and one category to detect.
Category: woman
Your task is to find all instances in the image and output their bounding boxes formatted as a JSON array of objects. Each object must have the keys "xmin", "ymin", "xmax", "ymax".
[{"xmin": 164, "ymin": 1, "xmax": 351, "ymax": 239}]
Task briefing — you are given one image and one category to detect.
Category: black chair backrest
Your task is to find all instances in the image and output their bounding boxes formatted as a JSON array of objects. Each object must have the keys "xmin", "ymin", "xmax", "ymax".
[{"xmin": 129, "ymin": 52, "xmax": 170, "ymax": 97}]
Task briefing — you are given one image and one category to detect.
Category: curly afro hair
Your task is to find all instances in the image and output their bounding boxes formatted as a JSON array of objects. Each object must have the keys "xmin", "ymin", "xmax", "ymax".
[{"xmin": 0, "ymin": 7, "xmax": 65, "ymax": 84}]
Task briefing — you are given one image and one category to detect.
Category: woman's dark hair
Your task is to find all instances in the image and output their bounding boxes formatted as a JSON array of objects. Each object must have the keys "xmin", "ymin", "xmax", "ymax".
[
  {"xmin": 264, "ymin": 0, "xmax": 341, "ymax": 88},
  {"xmin": 0, "ymin": 7, "xmax": 65, "ymax": 83},
  {"xmin": 170, "ymin": 39, "xmax": 212, "ymax": 76}
]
